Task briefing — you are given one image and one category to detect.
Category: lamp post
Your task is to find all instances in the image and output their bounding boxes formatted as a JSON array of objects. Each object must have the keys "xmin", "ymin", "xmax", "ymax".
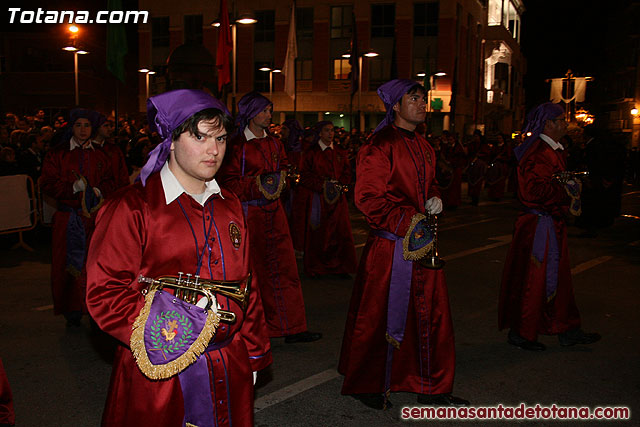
[
  {"xmin": 138, "ymin": 69, "xmax": 156, "ymax": 100},
  {"xmin": 417, "ymin": 71, "xmax": 446, "ymax": 133},
  {"xmin": 259, "ymin": 67, "xmax": 281, "ymax": 101},
  {"xmin": 343, "ymin": 50, "xmax": 378, "ymax": 131},
  {"xmin": 62, "ymin": 25, "xmax": 89, "ymax": 106},
  {"xmin": 212, "ymin": 14, "xmax": 257, "ymax": 115}
]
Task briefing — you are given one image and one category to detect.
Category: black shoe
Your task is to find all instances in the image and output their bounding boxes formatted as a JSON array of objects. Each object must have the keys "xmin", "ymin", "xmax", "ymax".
[
  {"xmin": 284, "ymin": 331, "xmax": 322, "ymax": 343},
  {"xmin": 417, "ymin": 393, "xmax": 469, "ymax": 406},
  {"xmin": 352, "ymin": 393, "xmax": 392, "ymax": 410},
  {"xmin": 558, "ymin": 329, "xmax": 601, "ymax": 346},
  {"xmin": 508, "ymin": 330, "xmax": 546, "ymax": 351}
]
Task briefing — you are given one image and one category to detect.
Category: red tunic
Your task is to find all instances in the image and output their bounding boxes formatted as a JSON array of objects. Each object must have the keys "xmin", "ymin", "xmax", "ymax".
[
  {"xmin": 285, "ymin": 150, "xmax": 310, "ymax": 252},
  {"xmin": 300, "ymin": 144, "xmax": 357, "ymax": 275},
  {"xmin": 86, "ymin": 172, "xmax": 272, "ymax": 427},
  {"xmin": 467, "ymin": 142, "xmax": 491, "ymax": 199},
  {"xmin": 218, "ymin": 133, "xmax": 308, "ymax": 337},
  {"xmin": 499, "ymin": 139, "xmax": 581, "ymax": 341},
  {"xmin": 0, "ymin": 358, "xmax": 15, "ymax": 426},
  {"xmin": 40, "ymin": 143, "xmax": 115, "ymax": 315},
  {"xmin": 485, "ymin": 143, "xmax": 510, "ymax": 200},
  {"xmin": 98, "ymin": 141, "xmax": 130, "ymax": 190},
  {"xmin": 438, "ymin": 142, "xmax": 467, "ymax": 209},
  {"xmin": 339, "ymin": 125, "xmax": 455, "ymax": 396}
]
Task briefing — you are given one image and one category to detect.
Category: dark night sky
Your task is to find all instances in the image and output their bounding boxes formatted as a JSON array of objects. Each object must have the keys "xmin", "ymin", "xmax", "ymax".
[{"xmin": 520, "ymin": 0, "xmax": 610, "ymax": 110}]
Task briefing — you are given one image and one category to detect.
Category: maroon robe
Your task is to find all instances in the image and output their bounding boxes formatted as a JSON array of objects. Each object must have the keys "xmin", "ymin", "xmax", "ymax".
[
  {"xmin": 339, "ymin": 125, "xmax": 455, "ymax": 396},
  {"xmin": 499, "ymin": 139, "xmax": 581, "ymax": 341},
  {"xmin": 98, "ymin": 141, "xmax": 130, "ymax": 190},
  {"xmin": 485, "ymin": 143, "xmax": 509, "ymax": 200},
  {"xmin": 284, "ymin": 149, "xmax": 309, "ymax": 252},
  {"xmin": 467, "ymin": 142, "xmax": 491, "ymax": 200},
  {"xmin": 300, "ymin": 143, "xmax": 357, "ymax": 275},
  {"xmin": 86, "ymin": 172, "xmax": 272, "ymax": 427},
  {"xmin": 40, "ymin": 143, "xmax": 115, "ymax": 315},
  {"xmin": 0, "ymin": 358, "xmax": 15, "ymax": 426},
  {"xmin": 219, "ymin": 132, "xmax": 308, "ymax": 337},
  {"xmin": 438, "ymin": 141, "xmax": 467, "ymax": 209}
]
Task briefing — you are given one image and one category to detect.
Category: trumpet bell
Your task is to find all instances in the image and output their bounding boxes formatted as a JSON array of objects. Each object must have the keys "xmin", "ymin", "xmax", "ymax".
[{"xmin": 418, "ymin": 255, "xmax": 446, "ymax": 270}]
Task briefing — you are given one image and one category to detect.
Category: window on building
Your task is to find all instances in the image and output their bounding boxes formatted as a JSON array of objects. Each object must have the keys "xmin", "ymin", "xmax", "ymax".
[
  {"xmin": 255, "ymin": 10, "xmax": 275, "ymax": 42},
  {"xmin": 333, "ymin": 58, "xmax": 352, "ymax": 80},
  {"xmin": 330, "ymin": 6, "xmax": 353, "ymax": 39},
  {"xmin": 184, "ymin": 14, "xmax": 202, "ymax": 45},
  {"xmin": 254, "ymin": 62, "xmax": 272, "ymax": 92},
  {"xmin": 369, "ymin": 56, "xmax": 391, "ymax": 88},
  {"xmin": 296, "ymin": 8, "xmax": 313, "ymax": 39},
  {"xmin": 152, "ymin": 16, "xmax": 170, "ymax": 47},
  {"xmin": 371, "ymin": 4, "xmax": 395, "ymax": 38},
  {"xmin": 414, "ymin": 2, "xmax": 439, "ymax": 37},
  {"xmin": 297, "ymin": 59, "xmax": 313, "ymax": 80},
  {"xmin": 488, "ymin": 0, "xmax": 521, "ymax": 42}
]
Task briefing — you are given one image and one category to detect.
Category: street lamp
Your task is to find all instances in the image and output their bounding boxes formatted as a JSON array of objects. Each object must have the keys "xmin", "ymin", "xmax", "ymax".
[
  {"xmin": 212, "ymin": 14, "xmax": 257, "ymax": 115},
  {"xmin": 62, "ymin": 25, "xmax": 89, "ymax": 106},
  {"xmin": 343, "ymin": 50, "xmax": 378, "ymax": 130},
  {"xmin": 138, "ymin": 68, "xmax": 156, "ymax": 100},
  {"xmin": 418, "ymin": 71, "xmax": 446, "ymax": 133},
  {"xmin": 259, "ymin": 67, "xmax": 281, "ymax": 101}
]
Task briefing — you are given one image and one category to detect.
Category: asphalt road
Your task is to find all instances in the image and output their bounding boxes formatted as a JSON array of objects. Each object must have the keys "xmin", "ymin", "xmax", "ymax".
[{"xmin": 1, "ymin": 184, "xmax": 638, "ymax": 426}]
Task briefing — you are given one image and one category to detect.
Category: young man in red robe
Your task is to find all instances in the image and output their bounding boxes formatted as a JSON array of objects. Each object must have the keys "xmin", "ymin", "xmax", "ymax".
[
  {"xmin": 499, "ymin": 102, "xmax": 600, "ymax": 351},
  {"xmin": 339, "ymin": 79, "xmax": 468, "ymax": 409},
  {"xmin": 218, "ymin": 92, "xmax": 321, "ymax": 343},
  {"xmin": 86, "ymin": 90, "xmax": 272, "ymax": 426},
  {"xmin": 300, "ymin": 121, "xmax": 357, "ymax": 278},
  {"xmin": 40, "ymin": 109, "xmax": 116, "ymax": 326}
]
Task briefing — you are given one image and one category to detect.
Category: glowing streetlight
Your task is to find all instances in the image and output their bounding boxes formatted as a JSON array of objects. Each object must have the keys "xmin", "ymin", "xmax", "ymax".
[
  {"xmin": 211, "ymin": 14, "xmax": 257, "ymax": 115},
  {"xmin": 62, "ymin": 24, "xmax": 88, "ymax": 105},
  {"xmin": 259, "ymin": 67, "xmax": 281, "ymax": 101},
  {"xmin": 138, "ymin": 69, "xmax": 156, "ymax": 100},
  {"xmin": 343, "ymin": 50, "xmax": 379, "ymax": 130}
]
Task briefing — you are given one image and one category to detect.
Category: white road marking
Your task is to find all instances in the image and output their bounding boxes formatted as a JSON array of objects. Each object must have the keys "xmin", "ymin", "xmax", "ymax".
[
  {"xmin": 442, "ymin": 234, "xmax": 512, "ymax": 261},
  {"xmin": 32, "ymin": 304, "xmax": 54, "ymax": 311},
  {"xmin": 254, "ymin": 368, "xmax": 339, "ymax": 412},
  {"xmin": 571, "ymin": 256, "xmax": 613, "ymax": 275}
]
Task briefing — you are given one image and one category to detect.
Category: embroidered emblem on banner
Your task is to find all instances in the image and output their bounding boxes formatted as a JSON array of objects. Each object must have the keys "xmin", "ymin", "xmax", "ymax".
[
  {"xmin": 229, "ymin": 222, "xmax": 241, "ymax": 248},
  {"xmin": 256, "ymin": 171, "xmax": 287, "ymax": 200},
  {"xmin": 323, "ymin": 180, "xmax": 341, "ymax": 205},
  {"xmin": 402, "ymin": 213, "xmax": 435, "ymax": 261}
]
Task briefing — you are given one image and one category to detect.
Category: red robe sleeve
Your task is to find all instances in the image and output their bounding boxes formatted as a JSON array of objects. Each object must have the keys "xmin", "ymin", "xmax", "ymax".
[
  {"xmin": 518, "ymin": 141, "xmax": 570, "ymax": 213},
  {"xmin": 86, "ymin": 187, "xmax": 146, "ymax": 345}
]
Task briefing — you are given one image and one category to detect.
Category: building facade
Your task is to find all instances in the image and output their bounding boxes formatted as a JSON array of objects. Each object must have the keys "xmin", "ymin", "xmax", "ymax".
[{"xmin": 138, "ymin": 0, "xmax": 525, "ymax": 135}]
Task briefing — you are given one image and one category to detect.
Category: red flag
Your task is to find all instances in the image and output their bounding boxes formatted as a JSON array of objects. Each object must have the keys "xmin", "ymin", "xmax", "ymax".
[{"xmin": 216, "ymin": 0, "xmax": 232, "ymax": 92}]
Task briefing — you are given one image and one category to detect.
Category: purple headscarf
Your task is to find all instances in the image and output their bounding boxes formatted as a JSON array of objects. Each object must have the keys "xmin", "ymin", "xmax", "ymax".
[
  {"xmin": 282, "ymin": 118, "xmax": 303, "ymax": 152},
  {"xmin": 88, "ymin": 111, "xmax": 107, "ymax": 130},
  {"xmin": 515, "ymin": 102, "xmax": 564, "ymax": 161},
  {"xmin": 236, "ymin": 91, "xmax": 272, "ymax": 134},
  {"xmin": 63, "ymin": 108, "xmax": 95, "ymax": 143},
  {"xmin": 374, "ymin": 79, "xmax": 423, "ymax": 134},
  {"xmin": 139, "ymin": 89, "xmax": 231, "ymax": 185},
  {"xmin": 314, "ymin": 121, "xmax": 333, "ymax": 144}
]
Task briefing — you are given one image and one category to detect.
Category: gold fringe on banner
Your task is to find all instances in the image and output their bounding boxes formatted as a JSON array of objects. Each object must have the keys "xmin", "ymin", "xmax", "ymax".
[{"xmin": 130, "ymin": 289, "xmax": 221, "ymax": 380}]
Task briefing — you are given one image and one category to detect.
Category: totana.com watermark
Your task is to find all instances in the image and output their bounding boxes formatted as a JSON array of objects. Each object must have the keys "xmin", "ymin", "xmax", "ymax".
[{"xmin": 7, "ymin": 8, "xmax": 148, "ymax": 24}]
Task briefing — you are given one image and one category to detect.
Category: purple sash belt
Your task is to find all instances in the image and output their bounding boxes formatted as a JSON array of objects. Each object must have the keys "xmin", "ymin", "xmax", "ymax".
[
  {"xmin": 523, "ymin": 208, "xmax": 560, "ymax": 300},
  {"xmin": 178, "ymin": 335, "xmax": 233, "ymax": 427},
  {"xmin": 58, "ymin": 204, "xmax": 86, "ymax": 276},
  {"xmin": 242, "ymin": 198, "xmax": 275, "ymax": 217},
  {"xmin": 371, "ymin": 228, "xmax": 414, "ymax": 401},
  {"xmin": 310, "ymin": 193, "xmax": 322, "ymax": 228}
]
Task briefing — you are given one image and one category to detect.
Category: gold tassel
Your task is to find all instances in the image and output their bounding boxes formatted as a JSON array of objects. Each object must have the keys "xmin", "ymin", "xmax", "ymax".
[{"xmin": 385, "ymin": 332, "xmax": 401, "ymax": 350}]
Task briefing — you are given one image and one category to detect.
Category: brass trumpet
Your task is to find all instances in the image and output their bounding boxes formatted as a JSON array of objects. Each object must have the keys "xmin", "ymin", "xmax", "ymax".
[
  {"xmin": 552, "ymin": 171, "xmax": 588, "ymax": 184},
  {"xmin": 138, "ymin": 272, "xmax": 251, "ymax": 324},
  {"xmin": 418, "ymin": 213, "xmax": 446, "ymax": 270}
]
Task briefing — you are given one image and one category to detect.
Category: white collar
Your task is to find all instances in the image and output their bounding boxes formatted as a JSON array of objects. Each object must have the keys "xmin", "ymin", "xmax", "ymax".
[
  {"xmin": 244, "ymin": 126, "xmax": 266, "ymax": 141},
  {"xmin": 318, "ymin": 140, "xmax": 333, "ymax": 151},
  {"xmin": 540, "ymin": 133, "xmax": 564, "ymax": 151},
  {"xmin": 160, "ymin": 162, "xmax": 223, "ymax": 206},
  {"xmin": 70, "ymin": 136, "xmax": 93, "ymax": 150}
]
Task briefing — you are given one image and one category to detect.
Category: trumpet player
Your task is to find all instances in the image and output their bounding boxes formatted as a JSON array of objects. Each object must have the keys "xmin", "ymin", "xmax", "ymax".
[
  {"xmin": 218, "ymin": 91, "xmax": 321, "ymax": 344},
  {"xmin": 499, "ymin": 102, "xmax": 601, "ymax": 351},
  {"xmin": 86, "ymin": 90, "xmax": 272, "ymax": 427},
  {"xmin": 300, "ymin": 120, "xmax": 357, "ymax": 278},
  {"xmin": 339, "ymin": 79, "xmax": 468, "ymax": 409}
]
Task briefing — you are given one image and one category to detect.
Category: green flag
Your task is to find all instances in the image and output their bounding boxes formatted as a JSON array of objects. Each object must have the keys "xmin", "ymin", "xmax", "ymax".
[{"xmin": 107, "ymin": 0, "xmax": 128, "ymax": 83}]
